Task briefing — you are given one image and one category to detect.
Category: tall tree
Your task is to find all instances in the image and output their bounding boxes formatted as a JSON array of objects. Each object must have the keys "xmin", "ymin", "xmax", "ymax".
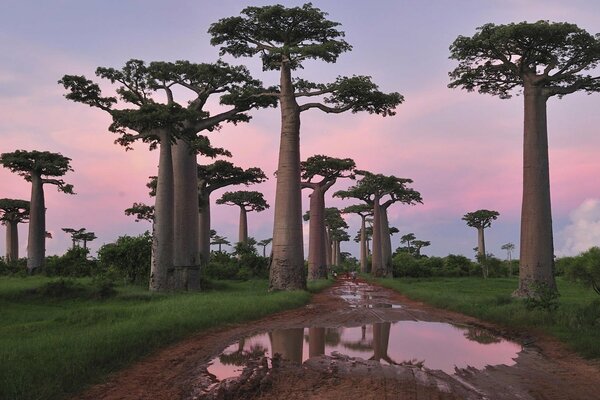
[
  {"xmin": 343, "ymin": 204, "xmax": 372, "ymax": 273},
  {"xmin": 76, "ymin": 231, "xmax": 97, "ymax": 251},
  {"xmin": 198, "ymin": 161, "xmax": 267, "ymax": 265},
  {"xmin": 301, "ymin": 155, "xmax": 355, "ymax": 279},
  {"xmin": 216, "ymin": 190, "xmax": 269, "ymax": 243},
  {"xmin": 0, "ymin": 151, "xmax": 74, "ymax": 273},
  {"xmin": 61, "ymin": 59, "xmax": 273, "ymax": 291},
  {"xmin": 502, "ymin": 242, "xmax": 516, "ymax": 275},
  {"xmin": 412, "ymin": 240, "xmax": 431, "ymax": 257},
  {"xmin": 0, "ymin": 198, "xmax": 29, "ymax": 263},
  {"xmin": 336, "ymin": 172, "xmax": 421, "ymax": 277},
  {"xmin": 210, "ymin": 235, "xmax": 230, "ymax": 252},
  {"xmin": 462, "ymin": 209, "xmax": 499, "ymax": 278},
  {"xmin": 330, "ymin": 228, "xmax": 350, "ymax": 266},
  {"xmin": 258, "ymin": 238, "xmax": 273, "ymax": 257},
  {"xmin": 448, "ymin": 21, "xmax": 600, "ymax": 296},
  {"xmin": 62, "ymin": 227, "xmax": 85, "ymax": 249},
  {"xmin": 400, "ymin": 233, "xmax": 416, "ymax": 255},
  {"xmin": 210, "ymin": 3, "xmax": 403, "ymax": 290}
]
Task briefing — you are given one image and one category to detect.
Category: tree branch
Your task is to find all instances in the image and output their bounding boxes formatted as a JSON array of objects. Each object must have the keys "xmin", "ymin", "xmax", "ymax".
[{"xmin": 298, "ymin": 102, "xmax": 353, "ymax": 113}]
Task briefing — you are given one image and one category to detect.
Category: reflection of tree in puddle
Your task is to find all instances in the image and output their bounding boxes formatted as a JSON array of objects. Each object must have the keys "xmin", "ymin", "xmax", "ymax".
[
  {"xmin": 463, "ymin": 327, "xmax": 502, "ymax": 344},
  {"xmin": 371, "ymin": 322, "xmax": 425, "ymax": 368},
  {"xmin": 219, "ymin": 338, "xmax": 268, "ymax": 366},
  {"xmin": 269, "ymin": 328, "xmax": 304, "ymax": 363},
  {"xmin": 342, "ymin": 325, "xmax": 373, "ymax": 351}
]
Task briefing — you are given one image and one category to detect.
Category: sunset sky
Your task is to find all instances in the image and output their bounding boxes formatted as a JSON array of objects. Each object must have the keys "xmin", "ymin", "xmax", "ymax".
[{"xmin": 1, "ymin": 0, "xmax": 599, "ymax": 260}]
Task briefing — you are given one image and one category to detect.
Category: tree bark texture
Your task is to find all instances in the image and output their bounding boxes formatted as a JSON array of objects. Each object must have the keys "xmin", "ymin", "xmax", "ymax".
[
  {"xmin": 307, "ymin": 187, "xmax": 327, "ymax": 280},
  {"xmin": 308, "ymin": 327, "xmax": 325, "ymax": 358},
  {"xmin": 270, "ymin": 328, "xmax": 304, "ymax": 363},
  {"xmin": 238, "ymin": 207, "xmax": 248, "ymax": 243},
  {"xmin": 477, "ymin": 227, "xmax": 488, "ymax": 278},
  {"xmin": 269, "ymin": 62, "xmax": 306, "ymax": 290},
  {"xmin": 371, "ymin": 195, "xmax": 384, "ymax": 277},
  {"xmin": 198, "ymin": 194, "xmax": 211, "ymax": 267},
  {"xmin": 172, "ymin": 140, "xmax": 201, "ymax": 290},
  {"xmin": 27, "ymin": 173, "xmax": 45, "ymax": 273},
  {"xmin": 334, "ymin": 240, "xmax": 341, "ymax": 266},
  {"xmin": 360, "ymin": 215, "xmax": 367, "ymax": 273},
  {"xmin": 149, "ymin": 132, "xmax": 175, "ymax": 292},
  {"xmin": 515, "ymin": 83, "xmax": 557, "ymax": 296},
  {"xmin": 380, "ymin": 206, "xmax": 393, "ymax": 277},
  {"xmin": 5, "ymin": 221, "xmax": 18, "ymax": 262},
  {"xmin": 325, "ymin": 228, "xmax": 332, "ymax": 268}
]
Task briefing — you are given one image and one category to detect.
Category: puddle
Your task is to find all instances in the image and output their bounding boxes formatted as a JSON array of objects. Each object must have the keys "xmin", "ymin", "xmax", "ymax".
[{"xmin": 206, "ymin": 321, "xmax": 521, "ymax": 382}]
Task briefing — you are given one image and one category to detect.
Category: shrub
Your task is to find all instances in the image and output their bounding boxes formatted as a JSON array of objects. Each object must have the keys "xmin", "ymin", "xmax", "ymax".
[
  {"xmin": 45, "ymin": 247, "xmax": 97, "ymax": 277},
  {"xmin": 97, "ymin": 232, "xmax": 151, "ymax": 285},
  {"xmin": 564, "ymin": 247, "xmax": 600, "ymax": 295},
  {"xmin": 524, "ymin": 282, "xmax": 560, "ymax": 312}
]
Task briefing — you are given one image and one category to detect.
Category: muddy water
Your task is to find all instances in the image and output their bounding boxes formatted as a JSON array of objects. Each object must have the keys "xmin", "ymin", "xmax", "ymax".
[{"xmin": 204, "ymin": 280, "xmax": 521, "ymax": 383}]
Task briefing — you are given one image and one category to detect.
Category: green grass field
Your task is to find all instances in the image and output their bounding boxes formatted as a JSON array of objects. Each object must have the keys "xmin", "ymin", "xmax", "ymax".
[
  {"xmin": 0, "ymin": 277, "xmax": 330, "ymax": 400},
  {"xmin": 377, "ymin": 276, "xmax": 600, "ymax": 360}
]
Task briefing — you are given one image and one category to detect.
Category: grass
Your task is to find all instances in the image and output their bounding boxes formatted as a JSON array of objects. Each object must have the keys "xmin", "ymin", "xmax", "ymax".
[
  {"xmin": 376, "ymin": 276, "xmax": 600, "ymax": 360},
  {"xmin": 0, "ymin": 276, "xmax": 328, "ymax": 400}
]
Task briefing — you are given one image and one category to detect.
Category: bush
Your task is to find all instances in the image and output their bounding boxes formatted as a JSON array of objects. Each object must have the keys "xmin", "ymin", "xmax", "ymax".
[
  {"xmin": 483, "ymin": 256, "xmax": 509, "ymax": 278},
  {"xmin": 97, "ymin": 232, "xmax": 151, "ymax": 285},
  {"xmin": 45, "ymin": 247, "xmax": 97, "ymax": 277},
  {"xmin": 564, "ymin": 247, "xmax": 600, "ymax": 295},
  {"xmin": 524, "ymin": 282, "xmax": 560, "ymax": 312},
  {"xmin": 0, "ymin": 257, "xmax": 27, "ymax": 276}
]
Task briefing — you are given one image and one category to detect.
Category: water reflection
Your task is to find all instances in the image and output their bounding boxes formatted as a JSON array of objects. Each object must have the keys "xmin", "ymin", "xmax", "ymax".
[{"xmin": 206, "ymin": 321, "xmax": 521, "ymax": 381}]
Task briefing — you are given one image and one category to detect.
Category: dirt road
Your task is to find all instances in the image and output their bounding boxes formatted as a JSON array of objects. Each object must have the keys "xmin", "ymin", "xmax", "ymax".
[{"xmin": 75, "ymin": 279, "xmax": 600, "ymax": 400}]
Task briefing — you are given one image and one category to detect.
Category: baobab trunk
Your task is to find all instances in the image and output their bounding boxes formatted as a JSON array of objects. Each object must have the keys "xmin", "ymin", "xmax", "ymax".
[
  {"xmin": 269, "ymin": 62, "xmax": 306, "ymax": 290},
  {"xmin": 198, "ymin": 195, "xmax": 211, "ymax": 267},
  {"xmin": 27, "ymin": 173, "xmax": 45, "ymax": 273},
  {"xmin": 270, "ymin": 328, "xmax": 304, "ymax": 363},
  {"xmin": 477, "ymin": 227, "xmax": 488, "ymax": 278},
  {"xmin": 515, "ymin": 82, "xmax": 556, "ymax": 296},
  {"xmin": 360, "ymin": 215, "xmax": 367, "ymax": 273},
  {"xmin": 5, "ymin": 220, "xmax": 18, "ymax": 263},
  {"xmin": 172, "ymin": 140, "xmax": 200, "ymax": 290},
  {"xmin": 307, "ymin": 187, "xmax": 327, "ymax": 279},
  {"xmin": 325, "ymin": 227, "xmax": 332, "ymax": 268},
  {"xmin": 380, "ymin": 206, "xmax": 393, "ymax": 277},
  {"xmin": 308, "ymin": 327, "xmax": 325, "ymax": 357},
  {"xmin": 334, "ymin": 240, "xmax": 341, "ymax": 266},
  {"xmin": 238, "ymin": 207, "xmax": 248, "ymax": 243},
  {"xmin": 149, "ymin": 132, "xmax": 175, "ymax": 292},
  {"xmin": 371, "ymin": 196, "xmax": 384, "ymax": 277}
]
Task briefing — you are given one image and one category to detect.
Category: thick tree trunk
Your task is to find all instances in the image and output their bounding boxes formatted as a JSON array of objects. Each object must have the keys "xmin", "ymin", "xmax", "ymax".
[
  {"xmin": 360, "ymin": 215, "xmax": 367, "ymax": 273},
  {"xmin": 198, "ymin": 194, "xmax": 211, "ymax": 267},
  {"xmin": 172, "ymin": 139, "xmax": 200, "ymax": 291},
  {"xmin": 334, "ymin": 240, "xmax": 341, "ymax": 266},
  {"xmin": 371, "ymin": 195, "xmax": 384, "ymax": 277},
  {"xmin": 380, "ymin": 206, "xmax": 393, "ymax": 277},
  {"xmin": 308, "ymin": 327, "xmax": 325, "ymax": 358},
  {"xmin": 372, "ymin": 322, "xmax": 391, "ymax": 362},
  {"xmin": 515, "ymin": 83, "xmax": 556, "ymax": 297},
  {"xmin": 149, "ymin": 132, "xmax": 175, "ymax": 292},
  {"xmin": 269, "ymin": 62, "xmax": 306, "ymax": 291},
  {"xmin": 325, "ymin": 228, "xmax": 332, "ymax": 268},
  {"xmin": 478, "ymin": 227, "xmax": 488, "ymax": 278},
  {"xmin": 5, "ymin": 220, "xmax": 18, "ymax": 263},
  {"xmin": 307, "ymin": 187, "xmax": 327, "ymax": 280},
  {"xmin": 238, "ymin": 207, "xmax": 248, "ymax": 243},
  {"xmin": 27, "ymin": 173, "xmax": 45, "ymax": 273}
]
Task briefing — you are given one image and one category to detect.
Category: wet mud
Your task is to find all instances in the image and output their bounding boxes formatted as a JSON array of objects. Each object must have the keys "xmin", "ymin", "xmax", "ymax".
[{"xmin": 75, "ymin": 279, "xmax": 600, "ymax": 400}]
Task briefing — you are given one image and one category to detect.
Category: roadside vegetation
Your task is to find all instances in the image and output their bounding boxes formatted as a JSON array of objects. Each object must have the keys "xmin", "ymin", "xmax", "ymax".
[{"xmin": 377, "ymin": 247, "xmax": 600, "ymax": 360}]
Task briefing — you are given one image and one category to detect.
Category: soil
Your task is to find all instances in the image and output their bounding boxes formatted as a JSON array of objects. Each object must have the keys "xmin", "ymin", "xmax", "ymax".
[{"xmin": 73, "ymin": 279, "xmax": 600, "ymax": 400}]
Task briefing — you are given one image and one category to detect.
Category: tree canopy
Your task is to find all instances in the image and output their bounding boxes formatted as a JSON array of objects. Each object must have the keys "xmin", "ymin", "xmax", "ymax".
[
  {"xmin": 449, "ymin": 21, "xmax": 600, "ymax": 99},
  {"xmin": 198, "ymin": 161, "xmax": 267, "ymax": 201},
  {"xmin": 0, "ymin": 150, "xmax": 74, "ymax": 193},
  {"xmin": 462, "ymin": 209, "xmax": 500, "ymax": 229},
  {"xmin": 216, "ymin": 191, "xmax": 270, "ymax": 212},
  {"xmin": 0, "ymin": 199, "xmax": 30, "ymax": 224}
]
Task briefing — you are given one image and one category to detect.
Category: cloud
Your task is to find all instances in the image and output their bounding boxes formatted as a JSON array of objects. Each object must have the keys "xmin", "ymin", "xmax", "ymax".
[{"xmin": 557, "ymin": 199, "xmax": 600, "ymax": 256}]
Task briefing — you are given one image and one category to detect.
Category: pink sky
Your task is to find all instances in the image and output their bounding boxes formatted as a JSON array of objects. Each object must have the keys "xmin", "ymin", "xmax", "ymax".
[{"xmin": 1, "ymin": 0, "xmax": 599, "ymax": 259}]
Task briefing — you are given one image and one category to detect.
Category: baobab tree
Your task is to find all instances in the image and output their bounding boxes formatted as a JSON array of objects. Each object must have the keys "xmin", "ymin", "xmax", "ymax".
[
  {"xmin": 0, "ymin": 150, "xmax": 74, "ymax": 273},
  {"xmin": 0, "ymin": 198, "xmax": 29, "ymax": 263},
  {"xmin": 216, "ymin": 191, "xmax": 269, "ymax": 244},
  {"xmin": 210, "ymin": 3, "xmax": 403, "ymax": 290},
  {"xmin": 62, "ymin": 227, "xmax": 85, "ymax": 249},
  {"xmin": 301, "ymin": 155, "xmax": 355, "ymax": 279},
  {"xmin": 462, "ymin": 209, "xmax": 499, "ymax": 263},
  {"xmin": 330, "ymin": 228, "xmax": 350, "ymax": 266},
  {"xmin": 198, "ymin": 161, "xmax": 267, "ymax": 265},
  {"xmin": 400, "ymin": 233, "xmax": 416, "ymax": 255},
  {"xmin": 336, "ymin": 172, "xmax": 421, "ymax": 277},
  {"xmin": 343, "ymin": 204, "xmax": 372, "ymax": 273},
  {"xmin": 61, "ymin": 59, "xmax": 274, "ymax": 291},
  {"xmin": 448, "ymin": 21, "xmax": 600, "ymax": 296},
  {"xmin": 124, "ymin": 203, "xmax": 154, "ymax": 223},
  {"xmin": 76, "ymin": 231, "xmax": 97, "ymax": 251},
  {"xmin": 412, "ymin": 240, "xmax": 431, "ymax": 257},
  {"xmin": 502, "ymin": 242, "xmax": 516, "ymax": 275},
  {"xmin": 210, "ymin": 235, "xmax": 230, "ymax": 252},
  {"xmin": 258, "ymin": 238, "xmax": 273, "ymax": 257}
]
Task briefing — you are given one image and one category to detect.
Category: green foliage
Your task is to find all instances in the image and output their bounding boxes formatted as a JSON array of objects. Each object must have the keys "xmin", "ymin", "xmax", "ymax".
[
  {"xmin": 481, "ymin": 256, "xmax": 510, "ymax": 278},
  {"xmin": 0, "ymin": 150, "xmax": 74, "ymax": 193},
  {"xmin": 449, "ymin": 21, "xmax": 600, "ymax": 99},
  {"xmin": 524, "ymin": 282, "xmax": 560, "ymax": 312},
  {"xmin": 300, "ymin": 154, "xmax": 355, "ymax": 183},
  {"xmin": 0, "ymin": 258, "xmax": 27, "ymax": 276},
  {"xmin": 204, "ymin": 242, "xmax": 269, "ymax": 281},
  {"xmin": 45, "ymin": 248, "xmax": 97, "ymax": 277},
  {"xmin": 563, "ymin": 247, "xmax": 600, "ymax": 294},
  {"xmin": 393, "ymin": 253, "xmax": 481, "ymax": 278},
  {"xmin": 0, "ymin": 198, "xmax": 30, "ymax": 223},
  {"xmin": 462, "ymin": 209, "xmax": 499, "ymax": 229},
  {"xmin": 0, "ymin": 277, "xmax": 311, "ymax": 400},
  {"xmin": 216, "ymin": 190, "xmax": 269, "ymax": 212},
  {"xmin": 198, "ymin": 161, "xmax": 267, "ymax": 207},
  {"xmin": 97, "ymin": 233, "xmax": 152, "ymax": 285}
]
